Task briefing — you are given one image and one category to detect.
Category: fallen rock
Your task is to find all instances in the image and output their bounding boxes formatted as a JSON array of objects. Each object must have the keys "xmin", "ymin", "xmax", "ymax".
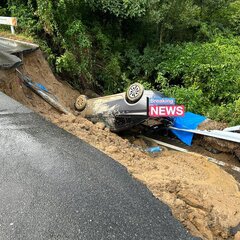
[
  {"xmin": 235, "ymin": 232, "xmax": 240, "ymax": 240},
  {"xmin": 58, "ymin": 113, "xmax": 76, "ymax": 123},
  {"xmin": 197, "ymin": 119, "xmax": 240, "ymax": 160},
  {"xmin": 105, "ymin": 146, "xmax": 119, "ymax": 154},
  {"xmin": 94, "ymin": 122, "xmax": 105, "ymax": 130}
]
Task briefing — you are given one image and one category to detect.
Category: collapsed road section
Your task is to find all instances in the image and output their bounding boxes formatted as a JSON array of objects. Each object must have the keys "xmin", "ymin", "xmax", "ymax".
[
  {"xmin": 0, "ymin": 37, "xmax": 239, "ymax": 161},
  {"xmin": 0, "ymin": 36, "xmax": 38, "ymax": 69},
  {"xmin": 0, "ymin": 92, "xmax": 196, "ymax": 240},
  {"xmin": 1, "ymin": 36, "xmax": 240, "ymax": 239},
  {"xmin": 0, "ymin": 51, "xmax": 21, "ymax": 69},
  {"xmin": 73, "ymin": 85, "xmax": 240, "ymax": 161},
  {"xmin": 0, "ymin": 36, "xmax": 38, "ymax": 55}
]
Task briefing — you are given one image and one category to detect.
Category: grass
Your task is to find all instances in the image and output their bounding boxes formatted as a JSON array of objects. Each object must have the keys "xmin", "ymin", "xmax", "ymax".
[{"xmin": 0, "ymin": 29, "xmax": 34, "ymax": 43}]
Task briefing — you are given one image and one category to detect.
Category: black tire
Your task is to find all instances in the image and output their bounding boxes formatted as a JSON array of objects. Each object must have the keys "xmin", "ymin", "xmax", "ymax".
[
  {"xmin": 75, "ymin": 95, "xmax": 87, "ymax": 111},
  {"xmin": 126, "ymin": 83, "xmax": 144, "ymax": 103}
]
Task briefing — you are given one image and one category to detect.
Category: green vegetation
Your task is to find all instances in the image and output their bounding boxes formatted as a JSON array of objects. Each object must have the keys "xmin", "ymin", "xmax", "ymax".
[{"xmin": 1, "ymin": 0, "xmax": 240, "ymax": 124}]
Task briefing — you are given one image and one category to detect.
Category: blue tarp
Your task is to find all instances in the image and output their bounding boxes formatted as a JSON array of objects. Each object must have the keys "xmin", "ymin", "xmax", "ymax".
[
  {"xmin": 35, "ymin": 83, "xmax": 49, "ymax": 92},
  {"xmin": 171, "ymin": 112, "xmax": 206, "ymax": 146}
]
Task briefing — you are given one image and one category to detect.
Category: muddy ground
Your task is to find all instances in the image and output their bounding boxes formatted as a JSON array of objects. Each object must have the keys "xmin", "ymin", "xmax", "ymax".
[
  {"xmin": 198, "ymin": 120, "xmax": 240, "ymax": 161},
  {"xmin": 0, "ymin": 49, "xmax": 240, "ymax": 240},
  {"xmin": 141, "ymin": 131, "xmax": 240, "ymax": 182}
]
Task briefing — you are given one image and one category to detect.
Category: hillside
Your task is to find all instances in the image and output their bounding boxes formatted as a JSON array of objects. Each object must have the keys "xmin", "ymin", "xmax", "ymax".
[{"xmin": 0, "ymin": 48, "xmax": 240, "ymax": 240}]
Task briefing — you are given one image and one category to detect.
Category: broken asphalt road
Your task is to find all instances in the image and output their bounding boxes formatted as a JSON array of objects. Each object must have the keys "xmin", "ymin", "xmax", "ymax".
[
  {"xmin": 0, "ymin": 37, "xmax": 39, "ymax": 69},
  {"xmin": 0, "ymin": 92, "xmax": 197, "ymax": 240}
]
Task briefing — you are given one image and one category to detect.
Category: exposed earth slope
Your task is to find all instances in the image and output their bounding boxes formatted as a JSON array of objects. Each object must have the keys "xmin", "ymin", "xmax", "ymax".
[{"xmin": 0, "ymin": 48, "xmax": 240, "ymax": 239}]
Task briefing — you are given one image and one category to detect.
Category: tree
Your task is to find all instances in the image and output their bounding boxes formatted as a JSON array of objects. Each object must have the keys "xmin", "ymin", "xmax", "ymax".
[
  {"xmin": 84, "ymin": 0, "xmax": 147, "ymax": 18},
  {"xmin": 145, "ymin": 0, "xmax": 200, "ymax": 44}
]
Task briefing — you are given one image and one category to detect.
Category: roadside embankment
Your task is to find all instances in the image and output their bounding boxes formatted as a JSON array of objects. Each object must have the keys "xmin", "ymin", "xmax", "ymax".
[{"xmin": 0, "ymin": 49, "xmax": 240, "ymax": 240}]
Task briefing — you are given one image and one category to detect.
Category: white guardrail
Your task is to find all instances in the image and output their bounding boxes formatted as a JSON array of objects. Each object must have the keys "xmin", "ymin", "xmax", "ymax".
[{"xmin": 0, "ymin": 16, "xmax": 17, "ymax": 34}]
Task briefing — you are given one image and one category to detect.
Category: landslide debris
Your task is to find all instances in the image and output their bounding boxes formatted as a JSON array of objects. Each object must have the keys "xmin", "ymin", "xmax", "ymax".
[
  {"xmin": 198, "ymin": 119, "xmax": 240, "ymax": 160},
  {"xmin": 0, "ymin": 49, "xmax": 240, "ymax": 240},
  {"xmin": 0, "ymin": 49, "xmax": 79, "ymax": 116},
  {"xmin": 50, "ymin": 114, "xmax": 240, "ymax": 240}
]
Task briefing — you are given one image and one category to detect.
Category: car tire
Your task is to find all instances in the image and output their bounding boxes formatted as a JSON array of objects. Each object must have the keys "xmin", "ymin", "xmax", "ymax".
[
  {"xmin": 75, "ymin": 95, "xmax": 87, "ymax": 111},
  {"xmin": 126, "ymin": 83, "xmax": 144, "ymax": 104}
]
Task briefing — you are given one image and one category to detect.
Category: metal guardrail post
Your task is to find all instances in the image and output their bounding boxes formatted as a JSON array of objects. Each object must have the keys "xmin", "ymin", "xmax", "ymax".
[
  {"xmin": 10, "ymin": 25, "xmax": 15, "ymax": 34},
  {"xmin": 0, "ymin": 16, "xmax": 17, "ymax": 34}
]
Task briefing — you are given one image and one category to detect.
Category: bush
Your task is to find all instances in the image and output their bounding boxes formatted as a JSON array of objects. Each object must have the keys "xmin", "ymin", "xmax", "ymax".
[
  {"xmin": 0, "ymin": 6, "xmax": 7, "ymax": 16},
  {"xmin": 8, "ymin": 4, "xmax": 41, "ymax": 34},
  {"xmin": 98, "ymin": 53, "xmax": 123, "ymax": 94},
  {"xmin": 208, "ymin": 99, "xmax": 240, "ymax": 126},
  {"xmin": 162, "ymin": 86, "xmax": 209, "ymax": 114},
  {"xmin": 5, "ymin": 0, "xmax": 240, "ymax": 125},
  {"xmin": 157, "ymin": 36, "xmax": 240, "ymax": 103},
  {"xmin": 155, "ymin": 35, "xmax": 240, "ymax": 124}
]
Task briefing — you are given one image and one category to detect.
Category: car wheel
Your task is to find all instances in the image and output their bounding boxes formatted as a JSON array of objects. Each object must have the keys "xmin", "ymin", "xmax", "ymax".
[
  {"xmin": 75, "ymin": 95, "xmax": 87, "ymax": 111},
  {"xmin": 126, "ymin": 83, "xmax": 144, "ymax": 103}
]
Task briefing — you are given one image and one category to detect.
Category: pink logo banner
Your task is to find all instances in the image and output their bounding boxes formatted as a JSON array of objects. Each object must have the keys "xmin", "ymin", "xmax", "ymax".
[{"xmin": 149, "ymin": 105, "xmax": 185, "ymax": 117}]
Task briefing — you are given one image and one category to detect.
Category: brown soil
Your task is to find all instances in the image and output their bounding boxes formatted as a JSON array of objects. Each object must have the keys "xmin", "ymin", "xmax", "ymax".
[
  {"xmin": 0, "ymin": 50, "xmax": 79, "ymax": 116},
  {"xmin": 198, "ymin": 119, "xmax": 228, "ymax": 131},
  {"xmin": 1, "ymin": 49, "xmax": 240, "ymax": 240},
  {"xmin": 198, "ymin": 120, "xmax": 240, "ymax": 160}
]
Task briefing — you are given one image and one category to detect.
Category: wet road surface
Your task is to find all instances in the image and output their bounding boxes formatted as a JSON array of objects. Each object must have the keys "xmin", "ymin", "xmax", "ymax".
[{"xmin": 0, "ymin": 92, "xmax": 197, "ymax": 240}]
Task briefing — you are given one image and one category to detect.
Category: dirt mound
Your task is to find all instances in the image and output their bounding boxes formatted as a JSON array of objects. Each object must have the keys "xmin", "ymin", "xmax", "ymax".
[
  {"xmin": 1, "ymin": 49, "xmax": 240, "ymax": 239},
  {"xmin": 198, "ymin": 119, "xmax": 228, "ymax": 131},
  {"xmin": 198, "ymin": 120, "xmax": 240, "ymax": 160},
  {"xmin": 0, "ymin": 50, "xmax": 79, "ymax": 116},
  {"xmin": 50, "ymin": 114, "xmax": 240, "ymax": 239}
]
